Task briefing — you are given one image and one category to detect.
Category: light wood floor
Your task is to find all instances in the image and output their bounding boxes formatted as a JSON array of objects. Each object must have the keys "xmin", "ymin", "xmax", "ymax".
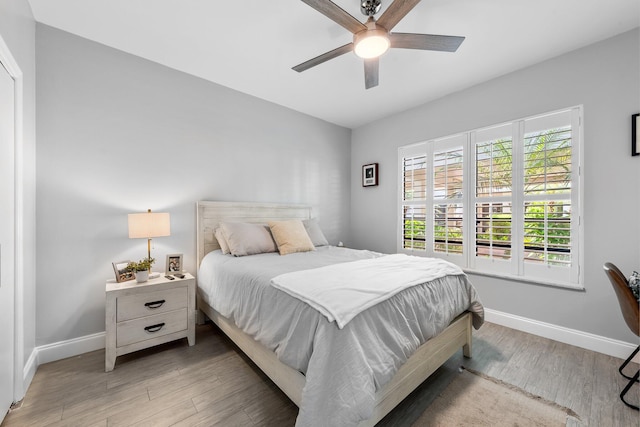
[{"xmin": 2, "ymin": 321, "xmax": 638, "ymax": 426}]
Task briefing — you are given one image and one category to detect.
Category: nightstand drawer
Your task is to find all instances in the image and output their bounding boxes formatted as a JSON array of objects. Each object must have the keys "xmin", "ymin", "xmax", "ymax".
[
  {"xmin": 117, "ymin": 287, "xmax": 187, "ymax": 321},
  {"xmin": 116, "ymin": 308, "xmax": 188, "ymax": 347}
]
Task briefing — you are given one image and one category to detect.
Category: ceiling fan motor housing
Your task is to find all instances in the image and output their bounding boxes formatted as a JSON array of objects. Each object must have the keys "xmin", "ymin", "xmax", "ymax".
[
  {"xmin": 353, "ymin": 19, "xmax": 390, "ymax": 58},
  {"xmin": 361, "ymin": 0, "xmax": 382, "ymax": 16}
]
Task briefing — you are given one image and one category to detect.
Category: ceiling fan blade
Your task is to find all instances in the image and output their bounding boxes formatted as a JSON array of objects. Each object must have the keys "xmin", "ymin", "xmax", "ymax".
[
  {"xmin": 292, "ymin": 43, "xmax": 354, "ymax": 72},
  {"xmin": 300, "ymin": 0, "xmax": 367, "ymax": 34},
  {"xmin": 390, "ymin": 33, "xmax": 465, "ymax": 52},
  {"xmin": 364, "ymin": 58, "xmax": 379, "ymax": 89},
  {"xmin": 376, "ymin": 0, "xmax": 421, "ymax": 31}
]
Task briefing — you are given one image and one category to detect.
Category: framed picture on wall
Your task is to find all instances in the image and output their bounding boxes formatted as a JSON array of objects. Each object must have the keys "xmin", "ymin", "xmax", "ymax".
[
  {"xmin": 165, "ymin": 253, "xmax": 183, "ymax": 274},
  {"xmin": 632, "ymin": 113, "xmax": 639, "ymax": 156},
  {"xmin": 112, "ymin": 260, "xmax": 134, "ymax": 283},
  {"xmin": 362, "ymin": 163, "xmax": 379, "ymax": 187}
]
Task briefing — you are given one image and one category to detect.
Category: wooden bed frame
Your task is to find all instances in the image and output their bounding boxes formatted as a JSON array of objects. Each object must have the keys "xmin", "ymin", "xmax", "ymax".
[{"xmin": 195, "ymin": 201, "xmax": 473, "ymax": 426}]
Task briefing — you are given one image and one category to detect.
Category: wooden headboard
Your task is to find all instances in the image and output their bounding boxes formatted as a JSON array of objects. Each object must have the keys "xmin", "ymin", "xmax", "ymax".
[{"xmin": 196, "ymin": 201, "xmax": 313, "ymax": 267}]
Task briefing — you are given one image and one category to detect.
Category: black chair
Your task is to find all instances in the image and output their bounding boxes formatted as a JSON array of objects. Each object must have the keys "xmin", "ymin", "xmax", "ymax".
[{"xmin": 603, "ymin": 262, "xmax": 639, "ymax": 410}]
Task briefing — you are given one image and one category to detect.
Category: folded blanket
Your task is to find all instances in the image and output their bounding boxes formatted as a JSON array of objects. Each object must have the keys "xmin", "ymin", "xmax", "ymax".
[{"xmin": 271, "ymin": 254, "xmax": 465, "ymax": 328}]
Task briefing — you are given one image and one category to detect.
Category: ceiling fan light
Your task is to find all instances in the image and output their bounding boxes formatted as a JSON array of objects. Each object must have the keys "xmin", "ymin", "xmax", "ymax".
[{"xmin": 354, "ymin": 29, "xmax": 390, "ymax": 59}]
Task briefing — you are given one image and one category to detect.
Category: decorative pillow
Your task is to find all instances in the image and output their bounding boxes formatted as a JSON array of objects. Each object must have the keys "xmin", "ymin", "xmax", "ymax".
[
  {"xmin": 303, "ymin": 218, "xmax": 329, "ymax": 247},
  {"xmin": 629, "ymin": 271, "xmax": 640, "ymax": 301},
  {"xmin": 268, "ymin": 220, "xmax": 316, "ymax": 255},
  {"xmin": 220, "ymin": 222, "xmax": 277, "ymax": 257},
  {"xmin": 214, "ymin": 227, "xmax": 230, "ymax": 255}
]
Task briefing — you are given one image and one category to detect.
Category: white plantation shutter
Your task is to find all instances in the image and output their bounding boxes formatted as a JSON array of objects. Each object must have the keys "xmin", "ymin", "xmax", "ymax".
[
  {"xmin": 523, "ymin": 201, "xmax": 571, "ymax": 266},
  {"xmin": 523, "ymin": 126, "xmax": 572, "ymax": 196},
  {"xmin": 471, "ymin": 124, "xmax": 514, "ymax": 273},
  {"xmin": 399, "ymin": 143, "xmax": 427, "ymax": 252},
  {"xmin": 398, "ymin": 107, "xmax": 582, "ymax": 287},
  {"xmin": 433, "ymin": 144, "xmax": 464, "ymax": 256},
  {"xmin": 402, "ymin": 205, "xmax": 426, "ymax": 250},
  {"xmin": 475, "ymin": 202, "xmax": 512, "ymax": 260},
  {"xmin": 520, "ymin": 109, "xmax": 579, "ymax": 283}
]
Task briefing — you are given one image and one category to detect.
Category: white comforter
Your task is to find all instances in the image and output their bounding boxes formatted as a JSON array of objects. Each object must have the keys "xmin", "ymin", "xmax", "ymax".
[
  {"xmin": 271, "ymin": 254, "xmax": 466, "ymax": 329},
  {"xmin": 198, "ymin": 247, "xmax": 484, "ymax": 427}
]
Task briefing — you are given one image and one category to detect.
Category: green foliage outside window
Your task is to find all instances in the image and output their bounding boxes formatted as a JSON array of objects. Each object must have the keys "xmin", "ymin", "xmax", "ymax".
[
  {"xmin": 475, "ymin": 213, "xmax": 511, "ymax": 244},
  {"xmin": 402, "ymin": 127, "xmax": 572, "ymax": 263}
]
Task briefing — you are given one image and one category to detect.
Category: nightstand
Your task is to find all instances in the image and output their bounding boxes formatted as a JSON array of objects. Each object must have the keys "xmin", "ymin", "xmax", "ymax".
[{"xmin": 105, "ymin": 273, "xmax": 196, "ymax": 372}]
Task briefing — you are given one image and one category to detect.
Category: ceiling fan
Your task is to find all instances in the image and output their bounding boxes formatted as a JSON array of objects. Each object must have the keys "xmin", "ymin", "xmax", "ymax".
[{"xmin": 293, "ymin": 0, "xmax": 465, "ymax": 89}]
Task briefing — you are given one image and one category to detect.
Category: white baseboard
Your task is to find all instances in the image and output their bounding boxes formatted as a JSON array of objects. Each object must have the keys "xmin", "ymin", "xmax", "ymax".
[
  {"xmin": 35, "ymin": 332, "xmax": 105, "ymax": 366},
  {"xmin": 22, "ymin": 349, "xmax": 37, "ymax": 395},
  {"xmin": 16, "ymin": 334, "xmax": 104, "ymax": 402},
  {"xmin": 485, "ymin": 308, "xmax": 639, "ymax": 363},
  {"xmin": 22, "ymin": 310, "xmax": 638, "ymax": 386}
]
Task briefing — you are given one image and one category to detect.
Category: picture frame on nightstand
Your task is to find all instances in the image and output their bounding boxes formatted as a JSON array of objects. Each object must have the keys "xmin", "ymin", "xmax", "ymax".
[
  {"xmin": 166, "ymin": 253, "xmax": 183, "ymax": 274},
  {"xmin": 112, "ymin": 260, "xmax": 134, "ymax": 283}
]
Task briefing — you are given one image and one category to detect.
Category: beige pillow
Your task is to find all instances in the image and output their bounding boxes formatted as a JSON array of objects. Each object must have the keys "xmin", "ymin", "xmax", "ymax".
[
  {"xmin": 220, "ymin": 222, "xmax": 278, "ymax": 257},
  {"xmin": 214, "ymin": 227, "xmax": 230, "ymax": 255},
  {"xmin": 268, "ymin": 220, "xmax": 316, "ymax": 255}
]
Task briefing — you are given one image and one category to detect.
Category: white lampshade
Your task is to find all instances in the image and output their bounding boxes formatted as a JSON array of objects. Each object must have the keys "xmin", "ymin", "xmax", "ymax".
[{"xmin": 128, "ymin": 211, "xmax": 171, "ymax": 239}]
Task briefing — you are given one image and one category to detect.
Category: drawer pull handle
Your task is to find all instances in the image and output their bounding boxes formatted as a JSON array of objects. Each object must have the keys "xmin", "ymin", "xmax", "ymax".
[
  {"xmin": 144, "ymin": 300, "xmax": 166, "ymax": 309},
  {"xmin": 144, "ymin": 323, "xmax": 165, "ymax": 333}
]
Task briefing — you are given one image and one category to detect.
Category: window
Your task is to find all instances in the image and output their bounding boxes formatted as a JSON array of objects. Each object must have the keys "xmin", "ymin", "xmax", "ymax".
[{"xmin": 398, "ymin": 107, "xmax": 582, "ymax": 287}]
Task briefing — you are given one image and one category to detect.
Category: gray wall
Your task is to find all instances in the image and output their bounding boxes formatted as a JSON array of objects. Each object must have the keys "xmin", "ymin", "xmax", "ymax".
[
  {"xmin": 0, "ymin": 0, "xmax": 37, "ymax": 380},
  {"xmin": 36, "ymin": 25, "xmax": 352, "ymax": 346},
  {"xmin": 350, "ymin": 28, "xmax": 640, "ymax": 343}
]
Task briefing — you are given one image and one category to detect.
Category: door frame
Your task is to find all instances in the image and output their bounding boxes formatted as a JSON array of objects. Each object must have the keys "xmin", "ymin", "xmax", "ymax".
[{"xmin": 0, "ymin": 34, "xmax": 26, "ymax": 403}]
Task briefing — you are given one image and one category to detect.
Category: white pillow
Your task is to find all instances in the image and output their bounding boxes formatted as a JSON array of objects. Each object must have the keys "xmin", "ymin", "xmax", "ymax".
[
  {"xmin": 220, "ymin": 222, "xmax": 277, "ymax": 257},
  {"xmin": 214, "ymin": 227, "xmax": 230, "ymax": 255},
  {"xmin": 303, "ymin": 218, "xmax": 329, "ymax": 247},
  {"xmin": 268, "ymin": 220, "xmax": 316, "ymax": 255}
]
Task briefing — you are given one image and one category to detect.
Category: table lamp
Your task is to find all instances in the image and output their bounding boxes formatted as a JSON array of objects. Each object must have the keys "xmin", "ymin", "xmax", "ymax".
[{"xmin": 128, "ymin": 209, "xmax": 171, "ymax": 277}]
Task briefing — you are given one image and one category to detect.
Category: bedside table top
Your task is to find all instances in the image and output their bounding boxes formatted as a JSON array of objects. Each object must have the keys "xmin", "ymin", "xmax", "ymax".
[{"xmin": 106, "ymin": 272, "xmax": 194, "ymax": 293}]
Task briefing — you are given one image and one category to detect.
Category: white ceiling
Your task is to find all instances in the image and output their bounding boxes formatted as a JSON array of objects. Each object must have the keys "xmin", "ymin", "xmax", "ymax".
[{"xmin": 27, "ymin": 0, "xmax": 639, "ymax": 129}]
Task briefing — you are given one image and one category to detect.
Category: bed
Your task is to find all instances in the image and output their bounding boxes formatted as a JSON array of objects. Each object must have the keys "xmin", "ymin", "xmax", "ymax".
[{"xmin": 195, "ymin": 201, "xmax": 484, "ymax": 426}]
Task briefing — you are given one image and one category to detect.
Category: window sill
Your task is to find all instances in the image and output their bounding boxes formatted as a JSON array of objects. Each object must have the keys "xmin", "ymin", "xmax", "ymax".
[{"xmin": 462, "ymin": 268, "xmax": 585, "ymax": 292}]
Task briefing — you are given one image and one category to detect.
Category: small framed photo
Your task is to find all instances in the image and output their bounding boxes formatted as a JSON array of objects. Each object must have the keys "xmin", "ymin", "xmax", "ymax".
[
  {"xmin": 112, "ymin": 260, "xmax": 134, "ymax": 283},
  {"xmin": 362, "ymin": 163, "xmax": 379, "ymax": 187},
  {"xmin": 166, "ymin": 253, "xmax": 183, "ymax": 275},
  {"xmin": 632, "ymin": 113, "xmax": 639, "ymax": 156}
]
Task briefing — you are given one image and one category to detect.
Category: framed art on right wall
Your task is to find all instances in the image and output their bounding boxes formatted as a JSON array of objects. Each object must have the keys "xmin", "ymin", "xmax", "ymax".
[
  {"xmin": 633, "ymin": 113, "xmax": 639, "ymax": 156},
  {"xmin": 362, "ymin": 163, "xmax": 379, "ymax": 187}
]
